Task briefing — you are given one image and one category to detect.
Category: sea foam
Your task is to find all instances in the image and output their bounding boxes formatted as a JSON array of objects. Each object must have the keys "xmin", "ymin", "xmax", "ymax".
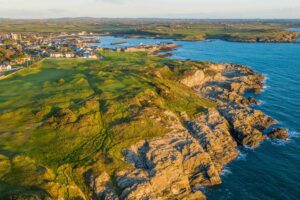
[
  {"xmin": 289, "ymin": 130, "xmax": 300, "ymax": 138},
  {"xmin": 237, "ymin": 152, "xmax": 247, "ymax": 161},
  {"xmin": 269, "ymin": 130, "xmax": 299, "ymax": 146},
  {"xmin": 221, "ymin": 167, "xmax": 232, "ymax": 176}
]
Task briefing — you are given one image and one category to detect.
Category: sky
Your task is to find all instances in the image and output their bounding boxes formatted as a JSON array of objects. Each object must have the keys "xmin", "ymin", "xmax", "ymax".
[{"xmin": 0, "ymin": 0, "xmax": 300, "ymax": 19}]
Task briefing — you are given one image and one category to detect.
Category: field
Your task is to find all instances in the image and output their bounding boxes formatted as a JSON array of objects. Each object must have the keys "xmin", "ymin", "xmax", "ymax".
[
  {"xmin": 1, "ymin": 18, "xmax": 300, "ymax": 42},
  {"xmin": 0, "ymin": 52, "xmax": 215, "ymax": 199}
]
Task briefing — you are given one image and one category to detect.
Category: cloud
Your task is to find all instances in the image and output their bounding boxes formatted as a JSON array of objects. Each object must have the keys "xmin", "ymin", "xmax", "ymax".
[{"xmin": 0, "ymin": 0, "xmax": 299, "ymax": 19}]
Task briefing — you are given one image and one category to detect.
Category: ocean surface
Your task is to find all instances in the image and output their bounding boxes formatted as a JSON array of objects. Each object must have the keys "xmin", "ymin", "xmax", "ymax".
[
  {"xmin": 288, "ymin": 27, "xmax": 300, "ymax": 31},
  {"xmin": 92, "ymin": 36, "xmax": 300, "ymax": 200}
]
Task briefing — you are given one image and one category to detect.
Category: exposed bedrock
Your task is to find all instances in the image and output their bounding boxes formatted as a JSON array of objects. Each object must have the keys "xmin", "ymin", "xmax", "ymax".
[
  {"xmin": 219, "ymin": 107, "xmax": 275, "ymax": 147},
  {"xmin": 91, "ymin": 108, "xmax": 240, "ymax": 199},
  {"xmin": 191, "ymin": 63, "xmax": 283, "ymax": 147},
  {"xmin": 116, "ymin": 108, "xmax": 238, "ymax": 200},
  {"xmin": 268, "ymin": 128, "xmax": 289, "ymax": 140},
  {"xmin": 93, "ymin": 63, "xmax": 288, "ymax": 199}
]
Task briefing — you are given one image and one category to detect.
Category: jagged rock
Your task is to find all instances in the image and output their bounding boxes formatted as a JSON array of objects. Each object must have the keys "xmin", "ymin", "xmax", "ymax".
[
  {"xmin": 117, "ymin": 118, "xmax": 205, "ymax": 198},
  {"xmin": 90, "ymin": 63, "xmax": 286, "ymax": 199},
  {"xmin": 194, "ymin": 64, "xmax": 265, "ymax": 108},
  {"xmin": 104, "ymin": 190, "xmax": 119, "ymax": 200},
  {"xmin": 84, "ymin": 170, "xmax": 117, "ymax": 200},
  {"xmin": 268, "ymin": 128, "xmax": 289, "ymax": 140},
  {"xmin": 183, "ymin": 191, "xmax": 206, "ymax": 200},
  {"xmin": 115, "ymin": 108, "xmax": 240, "ymax": 199},
  {"xmin": 180, "ymin": 70, "xmax": 205, "ymax": 87},
  {"xmin": 246, "ymin": 96, "xmax": 259, "ymax": 105},
  {"xmin": 185, "ymin": 108, "xmax": 239, "ymax": 171},
  {"xmin": 220, "ymin": 107, "xmax": 275, "ymax": 147},
  {"xmin": 190, "ymin": 63, "xmax": 279, "ymax": 147}
]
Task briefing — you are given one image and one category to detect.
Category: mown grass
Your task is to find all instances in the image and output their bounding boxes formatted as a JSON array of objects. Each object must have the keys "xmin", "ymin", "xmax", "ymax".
[{"xmin": 0, "ymin": 52, "xmax": 215, "ymax": 199}]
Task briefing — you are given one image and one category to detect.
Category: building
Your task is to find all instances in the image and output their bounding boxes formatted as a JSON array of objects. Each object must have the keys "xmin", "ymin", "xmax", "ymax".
[
  {"xmin": 78, "ymin": 31, "xmax": 88, "ymax": 36},
  {"xmin": 9, "ymin": 33, "xmax": 21, "ymax": 40},
  {"xmin": 14, "ymin": 55, "xmax": 32, "ymax": 65},
  {"xmin": 50, "ymin": 53, "xmax": 64, "ymax": 58},
  {"xmin": 0, "ymin": 63, "xmax": 12, "ymax": 71},
  {"xmin": 65, "ymin": 53, "xmax": 75, "ymax": 58},
  {"xmin": 50, "ymin": 53, "xmax": 75, "ymax": 58}
]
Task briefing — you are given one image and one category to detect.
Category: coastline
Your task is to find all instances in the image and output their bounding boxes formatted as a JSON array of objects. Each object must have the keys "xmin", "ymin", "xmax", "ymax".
[
  {"xmin": 110, "ymin": 33, "xmax": 299, "ymax": 43},
  {"xmin": 86, "ymin": 38, "xmax": 291, "ymax": 199},
  {"xmin": 0, "ymin": 38, "xmax": 294, "ymax": 199},
  {"xmin": 92, "ymin": 62, "xmax": 288, "ymax": 199}
]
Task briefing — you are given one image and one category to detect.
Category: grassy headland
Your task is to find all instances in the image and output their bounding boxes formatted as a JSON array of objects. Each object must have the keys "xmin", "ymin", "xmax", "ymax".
[
  {"xmin": 0, "ymin": 18, "xmax": 300, "ymax": 42},
  {"xmin": 0, "ymin": 52, "xmax": 215, "ymax": 199}
]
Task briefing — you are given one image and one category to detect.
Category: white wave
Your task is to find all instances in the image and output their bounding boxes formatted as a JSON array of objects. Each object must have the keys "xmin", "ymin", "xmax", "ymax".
[
  {"xmin": 262, "ymin": 74, "xmax": 270, "ymax": 84},
  {"xmin": 237, "ymin": 152, "xmax": 247, "ymax": 161},
  {"xmin": 263, "ymin": 75, "xmax": 270, "ymax": 82},
  {"xmin": 268, "ymin": 130, "xmax": 299, "ymax": 146},
  {"xmin": 289, "ymin": 131, "xmax": 300, "ymax": 138},
  {"xmin": 269, "ymin": 138, "xmax": 290, "ymax": 146},
  {"xmin": 221, "ymin": 167, "xmax": 232, "ymax": 176},
  {"xmin": 260, "ymin": 85, "xmax": 271, "ymax": 93},
  {"xmin": 243, "ymin": 145, "xmax": 256, "ymax": 150},
  {"xmin": 262, "ymin": 84, "xmax": 271, "ymax": 90},
  {"xmin": 257, "ymin": 100, "xmax": 266, "ymax": 106}
]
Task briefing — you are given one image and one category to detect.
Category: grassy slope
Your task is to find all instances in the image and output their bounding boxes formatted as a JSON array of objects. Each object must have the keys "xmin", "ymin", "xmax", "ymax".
[{"xmin": 0, "ymin": 52, "xmax": 215, "ymax": 199}]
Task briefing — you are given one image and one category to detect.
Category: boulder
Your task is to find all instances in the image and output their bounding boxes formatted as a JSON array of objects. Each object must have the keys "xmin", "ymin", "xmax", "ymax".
[
  {"xmin": 247, "ymin": 96, "xmax": 259, "ymax": 105},
  {"xmin": 117, "ymin": 109, "xmax": 239, "ymax": 199},
  {"xmin": 220, "ymin": 107, "xmax": 275, "ymax": 147},
  {"xmin": 268, "ymin": 128, "xmax": 289, "ymax": 140},
  {"xmin": 181, "ymin": 70, "xmax": 205, "ymax": 87}
]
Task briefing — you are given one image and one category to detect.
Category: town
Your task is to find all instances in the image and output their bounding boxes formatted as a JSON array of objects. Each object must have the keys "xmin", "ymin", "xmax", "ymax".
[
  {"xmin": 0, "ymin": 31, "xmax": 178, "ymax": 74},
  {"xmin": 0, "ymin": 31, "xmax": 102, "ymax": 73}
]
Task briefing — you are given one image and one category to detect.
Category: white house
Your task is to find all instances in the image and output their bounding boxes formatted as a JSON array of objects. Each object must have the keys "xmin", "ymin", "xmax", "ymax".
[
  {"xmin": 50, "ymin": 53, "xmax": 75, "ymax": 58},
  {"xmin": 78, "ymin": 31, "xmax": 87, "ymax": 36},
  {"xmin": 65, "ymin": 53, "xmax": 75, "ymax": 58},
  {"xmin": 88, "ymin": 55, "xmax": 98, "ymax": 59},
  {"xmin": 0, "ymin": 64, "xmax": 12, "ymax": 71},
  {"xmin": 50, "ymin": 53, "xmax": 64, "ymax": 58}
]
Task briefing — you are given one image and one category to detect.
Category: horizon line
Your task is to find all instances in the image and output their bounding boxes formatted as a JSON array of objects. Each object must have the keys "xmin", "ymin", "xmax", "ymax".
[{"xmin": 1, "ymin": 17, "xmax": 300, "ymax": 21}]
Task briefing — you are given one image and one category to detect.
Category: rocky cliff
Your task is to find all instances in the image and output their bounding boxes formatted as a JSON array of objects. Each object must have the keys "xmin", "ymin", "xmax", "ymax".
[
  {"xmin": 91, "ymin": 63, "xmax": 288, "ymax": 199},
  {"xmin": 0, "ymin": 56, "xmax": 288, "ymax": 200}
]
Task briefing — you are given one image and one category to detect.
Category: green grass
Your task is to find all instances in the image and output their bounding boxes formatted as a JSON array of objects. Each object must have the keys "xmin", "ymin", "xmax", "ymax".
[
  {"xmin": 0, "ymin": 52, "xmax": 215, "ymax": 199},
  {"xmin": 0, "ymin": 19, "xmax": 299, "ymax": 42}
]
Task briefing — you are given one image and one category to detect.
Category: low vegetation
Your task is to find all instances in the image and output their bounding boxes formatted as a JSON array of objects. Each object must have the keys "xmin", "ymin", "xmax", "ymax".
[
  {"xmin": 0, "ymin": 18, "xmax": 299, "ymax": 42},
  {"xmin": 0, "ymin": 52, "xmax": 215, "ymax": 199}
]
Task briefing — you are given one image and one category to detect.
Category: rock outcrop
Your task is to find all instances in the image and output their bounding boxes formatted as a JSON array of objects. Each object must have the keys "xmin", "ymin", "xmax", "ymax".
[
  {"xmin": 268, "ymin": 128, "xmax": 289, "ymax": 140},
  {"xmin": 93, "ymin": 108, "xmax": 240, "ymax": 200},
  {"xmin": 115, "ymin": 109, "xmax": 238, "ymax": 200},
  {"xmin": 223, "ymin": 31, "xmax": 298, "ymax": 43},
  {"xmin": 92, "ymin": 63, "xmax": 288, "ymax": 200},
  {"xmin": 192, "ymin": 63, "xmax": 282, "ymax": 147},
  {"xmin": 180, "ymin": 70, "xmax": 205, "ymax": 87},
  {"xmin": 220, "ymin": 107, "xmax": 275, "ymax": 147}
]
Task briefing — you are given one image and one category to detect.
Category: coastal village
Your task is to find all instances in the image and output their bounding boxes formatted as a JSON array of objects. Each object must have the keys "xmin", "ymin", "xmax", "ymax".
[{"xmin": 0, "ymin": 31, "xmax": 178, "ymax": 74}]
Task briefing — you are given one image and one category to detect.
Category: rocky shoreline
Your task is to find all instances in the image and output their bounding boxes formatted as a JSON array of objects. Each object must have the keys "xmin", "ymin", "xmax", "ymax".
[
  {"xmin": 85, "ymin": 64, "xmax": 288, "ymax": 199},
  {"xmin": 89, "ymin": 63, "xmax": 288, "ymax": 200},
  {"xmin": 116, "ymin": 31, "xmax": 299, "ymax": 43},
  {"xmin": 0, "ymin": 43, "xmax": 295, "ymax": 200}
]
